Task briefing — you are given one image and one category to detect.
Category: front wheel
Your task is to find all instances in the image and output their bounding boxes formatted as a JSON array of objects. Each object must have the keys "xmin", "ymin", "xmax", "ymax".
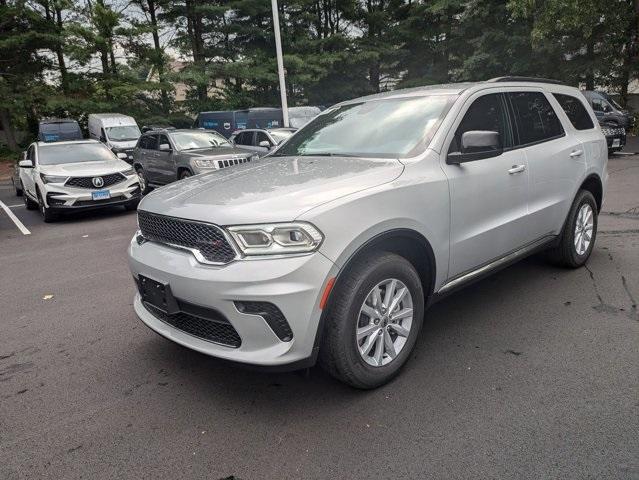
[
  {"xmin": 13, "ymin": 178, "xmax": 23, "ymax": 197},
  {"xmin": 136, "ymin": 168, "xmax": 150, "ymax": 195},
  {"xmin": 179, "ymin": 170, "xmax": 192, "ymax": 180},
  {"xmin": 547, "ymin": 190, "xmax": 598, "ymax": 268},
  {"xmin": 24, "ymin": 191, "xmax": 38, "ymax": 210},
  {"xmin": 37, "ymin": 190, "xmax": 57, "ymax": 223},
  {"xmin": 319, "ymin": 252, "xmax": 425, "ymax": 389}
]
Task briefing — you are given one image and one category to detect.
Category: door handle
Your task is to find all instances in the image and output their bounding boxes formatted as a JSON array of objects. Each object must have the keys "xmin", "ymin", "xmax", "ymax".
[
  {"xmin": 508, "ymin": 164, "xmax": 526, "ymax": 174},
  {"xmin": 569, "ymin": 149, "xmax": 583, "ymax": 158}
]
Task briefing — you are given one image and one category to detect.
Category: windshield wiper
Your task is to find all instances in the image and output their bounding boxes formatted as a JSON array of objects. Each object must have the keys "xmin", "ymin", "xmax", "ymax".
[{"xmin": 298, "ymin": 152, "xmax": 358, "ymax": 157}]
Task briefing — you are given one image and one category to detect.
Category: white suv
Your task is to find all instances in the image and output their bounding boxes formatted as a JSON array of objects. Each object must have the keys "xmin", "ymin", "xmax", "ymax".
[
  {"xmin": 128, "ymin": 78, "xmax": 607, "ymax": 388},
  {"xmin": 19, "ymin": 140, "xmax": 141, "ymax": 222}
]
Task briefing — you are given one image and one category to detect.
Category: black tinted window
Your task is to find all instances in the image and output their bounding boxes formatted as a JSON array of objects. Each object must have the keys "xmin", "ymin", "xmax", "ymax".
[
  {"xmin": 139, "ymin": 135, "xmax": 157, "ymax": 149},
  {"xmin": 508, "ymin": 92, "xmax": 564, "ymax": 145},
  {"xmin": 450, "ymin": 93, "xmax": 510, "ymax": 153},
  {"xmin": 553, "ymin": 94, "xmax": 594, "ymax": 130},
  {"xmin": 235, "ymin": 132, "xmax": 252, "ymax": 146}
]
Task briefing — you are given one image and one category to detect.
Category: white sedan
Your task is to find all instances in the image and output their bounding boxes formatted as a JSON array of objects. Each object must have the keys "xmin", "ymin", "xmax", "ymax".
[{"xmin": 19, "ymin": 139, "xmax": 141, "ymax": 222}]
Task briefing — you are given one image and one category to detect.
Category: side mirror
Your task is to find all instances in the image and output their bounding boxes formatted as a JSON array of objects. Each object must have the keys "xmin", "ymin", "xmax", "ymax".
[
  {"xmin": 447, "ymin": 130, "xmax": 502, "ymax": 164},
  {"xmin": 117, "ymin": 152, "xmax": 128, "ymax": 159},
  {"xmin": 159, "ymin": 143, "xmax": 171, "ymax": 151},
  {"xmin": 258, "ymin": 140, "xmax": 271, "ymax": 149},
  {"xmin": 19, "ymin": 159, "xmax": 34, "ymax": 168}
]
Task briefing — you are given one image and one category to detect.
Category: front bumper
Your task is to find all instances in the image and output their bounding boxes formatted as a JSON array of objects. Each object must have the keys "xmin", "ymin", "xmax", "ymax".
[
  {"xmin": 43, "ymin": 176, "xmax": 141, "ymax": 210},
  {"xmin": 128, "ymin": 237, "xmax": 336, "ymax": 367}
]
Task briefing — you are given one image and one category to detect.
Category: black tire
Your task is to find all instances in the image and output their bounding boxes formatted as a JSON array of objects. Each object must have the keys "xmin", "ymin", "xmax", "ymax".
[
  {"xmin": 124, "ymin": 199, "xmax": 139, "ymax": 211},
  {"xmin": 37, "ymin": 190, "xmax": 57, "ymax": 223},
  {"xmin": 179, "ymin": 170, "xmax": 192, "ymax": 180},
  {"xmin": 547, "ymin": 190, "xmax": 598, "ymax": 268},
  {"xmin": 319, "ymin": 251, "xmax": 425, "ymax": 389},
  {"xmin": 24, "ymin": 191, "xmax": 38, "ymax": 210},
  {"xmin": 136, "ymin": 167, "xmax": 150, "ymax": 195},
  {"xmin": 13, "ymin": 178, "xmax": 23, "ymax": 197}
]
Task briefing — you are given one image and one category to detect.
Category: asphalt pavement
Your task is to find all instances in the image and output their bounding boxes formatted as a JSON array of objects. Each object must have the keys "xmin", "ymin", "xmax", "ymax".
[{"xmin": 1, "ymin": 153, "xmax": 638, "ymax": 479}]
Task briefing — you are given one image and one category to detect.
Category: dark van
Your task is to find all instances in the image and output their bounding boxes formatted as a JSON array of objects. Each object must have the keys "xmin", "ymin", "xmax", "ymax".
[
  {"xmin": 38, "ymin": 119, "xmax": 83, "ymax": 142},
  {"xmin": 194, "ymin": 108, "xmax": 284, "ymax": 137}
]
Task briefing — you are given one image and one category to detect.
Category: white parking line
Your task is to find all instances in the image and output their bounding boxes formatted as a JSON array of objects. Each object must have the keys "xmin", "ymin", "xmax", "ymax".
[
  {"xmin": 0, "ymin": 199, "xmax": 31, "ymax": 235},
  {"xmin": 7, "ymin": 204, "xmax": 24, "ymax": 208}
]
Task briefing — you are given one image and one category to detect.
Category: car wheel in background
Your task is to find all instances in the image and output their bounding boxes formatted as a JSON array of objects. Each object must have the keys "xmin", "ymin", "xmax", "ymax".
[
  {"xmin": 37, "ymin": 190, "xmax": 57, "ymax": 223},
  {"xmin": 124, "ymin": 199, "xmax": 139, "ymax": 211},
  {"xmin": 136, "ymin": 168, "xmax": 150, "ymax": 194},
  {"xmin": 179, "ymin": 170, "xmax": 192, "ymax": 180},
  {"xmin": 547, "ymin": 189, "xmax": 598, "ymax": 268},
  {"xmin": 13, "ymin": 178, "xmax": 23, "ymax": 196},
  {"xmin": 319, "ymin": 251, "xmax": 425, "ymax": 389}
]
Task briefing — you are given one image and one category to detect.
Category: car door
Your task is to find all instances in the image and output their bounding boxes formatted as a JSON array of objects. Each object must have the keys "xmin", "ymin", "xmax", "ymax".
[
  {"xmin": 155, "ymin": 134, "xmax": 176, "ymax": 184},
  {"xmin": 507, "ymin": 91, "xmax": 586, "ymax": 238},
  {"xmin": 142, "ymin": 134, "xmax": 161, "ymax": 184},
  {"xmin": 20, "ymin": 145, "xmax": 37, "ymax": 199},
  {"xmin": 254, "ymin": 131, "xmax": 273, "ymax": 156},
  {"xmin": 441, "ymin": 91, "xmax": 531, "ymax": 278}
]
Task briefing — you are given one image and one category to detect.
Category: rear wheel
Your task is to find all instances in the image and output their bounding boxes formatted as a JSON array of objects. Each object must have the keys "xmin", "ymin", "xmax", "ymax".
[
  {"xmin": 319, "ymin": 251, "xmax": 425, "ymax": 389},
  {"xmin": 547, "ymin": 190, "xmax": 597, "ymax": 268},
  {"xmin": 136, "ymin": 167, "xmax": 150, "ymax": 194},
  {"xmin": 13, "ymin": 178, "xmax": 23, "ymax": 196}
]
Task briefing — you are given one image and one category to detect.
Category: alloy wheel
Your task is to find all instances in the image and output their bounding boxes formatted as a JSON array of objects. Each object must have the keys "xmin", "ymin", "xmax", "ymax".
[
  {"xmin": 574, "ymin": 203, "xmax": 594, "ymax": 255},
  {"xmin": 356, "ymin": 278, "xmax": 413, "ymax": 367}
]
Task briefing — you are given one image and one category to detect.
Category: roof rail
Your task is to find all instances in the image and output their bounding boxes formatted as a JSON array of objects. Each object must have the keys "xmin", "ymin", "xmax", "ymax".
[{"xmin": 488, "ymin": 76, "xmax": 565, "ymax": 85}]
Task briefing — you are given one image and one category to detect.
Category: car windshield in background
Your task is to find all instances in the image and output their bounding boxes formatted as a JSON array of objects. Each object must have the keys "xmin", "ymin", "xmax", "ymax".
[
  {"xmin": 106, "ymin": 125, "xmax": 141, "ymax": 141},
  {"xmin": 274, "ymin": 95, "xmax": 455, "ymax": 158},
  {"xmin": 38, "ymin": 143, "xmax": 116, "ymax": 165},
  {"xmin": 171, "ymin": 131, "xmax": 231, "ymax": 150},
  {"xmin": 270, "ymin": 130, "xmax": 294, "ymax": 144}
]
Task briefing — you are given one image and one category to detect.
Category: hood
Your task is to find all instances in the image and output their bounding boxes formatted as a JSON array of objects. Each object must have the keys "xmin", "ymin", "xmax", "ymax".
[
  {"xmin": 39, "ymin": 159, "xmax": 130, "ymax": 176},
  {"xmin": 110, "ymin": 140, "xmax": 138, "ymax": 150},
  {"xmin": 140, "ymin": 155, "xmax": 403, "ymax": 225},
  {"xmin": 178, "ymin": 146, "xmax": 253, "ymax": 160}
]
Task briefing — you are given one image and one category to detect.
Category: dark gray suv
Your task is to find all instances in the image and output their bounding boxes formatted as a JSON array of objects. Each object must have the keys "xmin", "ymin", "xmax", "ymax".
[{"xmin": 132, "ymin": 129, "xmax": 259, "ymax": 192}]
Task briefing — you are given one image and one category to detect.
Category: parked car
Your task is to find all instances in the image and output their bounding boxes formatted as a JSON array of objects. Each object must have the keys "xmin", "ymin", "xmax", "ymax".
[
  {"xmin": 88, "ymin": 113, "xmax": 141, "ymax": 163},
  {"xmin": 600, "ymin": 122, "xmax": 627, "ymax": 154},
  {"xmin": 582, "ymin": 90, "xmax": 635, "ymax": 130},
  {"xmin": 132, "ymin": 128, "xmax": 259, "ymax": 193},
  {"xmin": 19, "ymin": 139, "xmax": 141, "ymax": 222},
  {"xmin": 37, "ymin": 118, "xmax": 83, "ymax": 143},
  {"xmin": 229, "ymin": 127, "xmax": 296, "ymax": 156},
  {"xmin": 129, "ymin": 77, "xmax": 607, "ymax": 388}
]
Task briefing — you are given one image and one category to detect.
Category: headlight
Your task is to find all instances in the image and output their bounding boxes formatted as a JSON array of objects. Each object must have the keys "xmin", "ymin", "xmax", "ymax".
[
  {"xmin": 193, "ymin": 159, "xmax": 218, "ymax": 169},
  {"xmin": 40, "ymin": 173, "xmax": 68, "ymax": 184},
  {"xmin": 121, "ymin": 167, "xmax": 135, "ymax": 176},
  {"xmin": 227, "ymin": 222, "xmax": 323, "ymax": 256}
]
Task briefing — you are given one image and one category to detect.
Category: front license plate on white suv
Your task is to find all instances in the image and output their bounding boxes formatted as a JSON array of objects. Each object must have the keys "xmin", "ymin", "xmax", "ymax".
[
  {"xmin": 92, "ymin": 190, "xmax": 111, "ymax": 201},
  {"xmin": 612, "ymin": 139, "xmax": 621, "ymax": 148}
]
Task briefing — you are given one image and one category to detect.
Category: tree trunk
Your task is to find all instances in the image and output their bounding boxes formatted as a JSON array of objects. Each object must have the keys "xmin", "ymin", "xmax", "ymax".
[
  {"xmin": 585, "ymin": 39, "xmax": 595, "ymax": 90},
  {"xmin": 186, "ymin": 0, "xmax": 207, "ymax": 102},
  {"xmin": 0, "ymin": 109, "xmax": 19, "ymax": 151},
  {"xmin": 54, "ymin": 4, "xmax": 69, "ymax": 94},
  {"xmin": 147, "ymin": 0, "xmax": 170, "ymax": 113}
]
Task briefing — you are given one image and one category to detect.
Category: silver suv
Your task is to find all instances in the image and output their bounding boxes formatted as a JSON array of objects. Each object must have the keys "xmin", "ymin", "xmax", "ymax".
[{"xmin": 128, "ymin": 78, "xmax": 607, "ymax": 388}]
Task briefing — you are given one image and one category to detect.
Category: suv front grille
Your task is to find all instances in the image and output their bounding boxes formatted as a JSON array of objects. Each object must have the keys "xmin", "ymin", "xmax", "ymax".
[
  {"xmin": 601, "ymin": 126, "xmax": 625, "ymax": 137},
  {"xmin": 143, "ymin": 302, "xmax": 241, "ymax": 348},
  {"xmin": 137, "ymin": 210, "xmax": 237, "ymax": 264},
  {"xmin": 217, "ymin": 156, "xmax": 252, "ymax": 169},
  {"xmin": 65, "ymin": 172, "xmax": 125, "ymax": 189}
]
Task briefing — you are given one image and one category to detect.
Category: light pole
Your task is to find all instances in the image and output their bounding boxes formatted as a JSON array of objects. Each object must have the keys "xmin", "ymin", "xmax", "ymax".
[{"xmin": 270, "ymin": 0, "xmax": 289, "ymax": 127}]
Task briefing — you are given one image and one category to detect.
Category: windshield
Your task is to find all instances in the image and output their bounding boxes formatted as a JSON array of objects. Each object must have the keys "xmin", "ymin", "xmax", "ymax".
[
  {"xmin": 38, "ymin": 143, "xmax": 116, "ymax": 165},
  {"xmin": 270, "ymin": 130, "xmax": 295, "ymax": 144},
  {"xmin": 106, "ymin": 125, "xmax": 141, "ymax": 142},
  {"xmin": 273, "ymin": 95, "xmax": 454, "ymax": 158},
  {"xmin": 171, "ymin": 131, "xmax": 231, "ymax": 150}
]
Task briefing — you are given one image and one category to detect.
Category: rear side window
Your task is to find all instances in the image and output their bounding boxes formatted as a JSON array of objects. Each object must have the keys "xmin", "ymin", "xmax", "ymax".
[
  {"xmin": 553, "ymin": 94, "xmax": 594, "ymax": 130},
  {"xmin": 139, "ymin": 135, "xmax": 157, "ymax": 150},
  {"xmin": 508, "ymin": 92, "xmax": 564, "ymax": 146}
]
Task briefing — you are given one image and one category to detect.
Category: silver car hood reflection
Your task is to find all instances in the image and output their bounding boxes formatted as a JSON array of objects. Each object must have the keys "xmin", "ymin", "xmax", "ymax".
[{"xmin": 139, "ymin": 155, "xmax": 404, "ymax": 225}]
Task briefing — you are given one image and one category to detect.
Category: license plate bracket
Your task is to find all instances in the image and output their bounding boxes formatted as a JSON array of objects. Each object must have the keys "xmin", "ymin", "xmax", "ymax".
[
  {"xmin": 138, "ymin": 275, "xmax": 180, "ymax": 314},
  {"xmin": 92, "ymin": 190, "xmax": 111, "ymax": 200}
]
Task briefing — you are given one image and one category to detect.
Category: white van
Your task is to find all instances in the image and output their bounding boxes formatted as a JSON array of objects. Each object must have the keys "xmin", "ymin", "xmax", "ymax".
[{"xmin": 88, "ymin": 114, "xmax": 141, "ymax": 163}]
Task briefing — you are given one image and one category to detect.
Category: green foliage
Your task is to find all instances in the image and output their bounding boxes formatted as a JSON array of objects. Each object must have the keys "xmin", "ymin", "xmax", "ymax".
[{"xmin": 0, "ymin": 0, "xmax": 637, "ymax": 151}]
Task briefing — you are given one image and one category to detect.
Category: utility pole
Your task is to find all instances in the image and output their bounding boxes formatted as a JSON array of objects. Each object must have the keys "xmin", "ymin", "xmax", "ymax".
[{"xmin": 271, "ymin": 0, "xmax": 289, "ymax": 127}]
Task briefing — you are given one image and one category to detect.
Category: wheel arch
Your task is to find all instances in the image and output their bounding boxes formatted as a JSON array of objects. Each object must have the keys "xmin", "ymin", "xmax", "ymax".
[{"xmin": 579, "ymin": 174, "xmax": 603, "ymax": 212}]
